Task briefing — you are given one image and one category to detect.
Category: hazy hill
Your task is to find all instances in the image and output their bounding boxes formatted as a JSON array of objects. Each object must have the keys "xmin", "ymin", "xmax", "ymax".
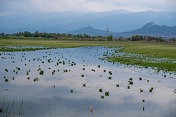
[
  {"xmin": 68, "ymin": 22, "xmax": 176, "ymax": 38},
  {"xmin": 118, "ymin": 22, "xmax": 176, "ymax": 37},
  {"xmin": 0, "ymin": 10, "xmax": 176, "ymax": 33},
  {"xmin": 68, "ymin": 26, "xmax": 115, "ymax": 36}
]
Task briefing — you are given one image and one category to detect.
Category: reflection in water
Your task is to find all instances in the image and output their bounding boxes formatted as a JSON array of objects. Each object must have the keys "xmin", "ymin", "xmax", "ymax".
[{"xmin": 0, "ymin": 46, "xmax": 176, "ymax": 117}]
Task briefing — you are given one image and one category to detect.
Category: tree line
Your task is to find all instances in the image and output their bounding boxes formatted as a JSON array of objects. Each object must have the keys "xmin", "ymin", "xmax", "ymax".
[{"xmin": 0, "ymin": 31, "xmax": 176, "ymax": 42}]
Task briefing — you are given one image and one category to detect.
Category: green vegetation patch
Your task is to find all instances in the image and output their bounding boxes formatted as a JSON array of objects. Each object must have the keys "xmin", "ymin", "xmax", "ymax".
[
  {"xmin": 105, "ymin": 42, "xmax": 176, "ymax": 73},
  {"xmin": 107, "ymin": 54, "xmax": 176, "ymax": 72}
]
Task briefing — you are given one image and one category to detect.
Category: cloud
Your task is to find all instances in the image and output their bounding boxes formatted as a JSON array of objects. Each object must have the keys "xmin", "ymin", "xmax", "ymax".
[
  {"xmin": 0, "ymin": 0, "xmax": 175, "ymax": 15},
  {"xmin": 27, "ymin": 0, "xmax": 120, "ymax": 12}
]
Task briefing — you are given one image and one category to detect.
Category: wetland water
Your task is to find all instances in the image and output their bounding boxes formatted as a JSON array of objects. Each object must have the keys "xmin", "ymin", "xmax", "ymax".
[{"xmin": 0, "ymin": 46, "xmax": 176, "ymax": 117}]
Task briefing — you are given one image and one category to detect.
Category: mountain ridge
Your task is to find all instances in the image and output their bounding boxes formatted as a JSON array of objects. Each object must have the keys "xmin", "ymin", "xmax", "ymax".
[
  {"xmin": 68, "ymin": 22, "xmax": 176, "ymax": 38},
  {"xmin": 0, "ymin": 10, "xmax": 176, "ymax": 33}
]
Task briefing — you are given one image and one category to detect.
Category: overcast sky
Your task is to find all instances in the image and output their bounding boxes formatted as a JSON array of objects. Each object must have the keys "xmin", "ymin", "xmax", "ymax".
[{"xmin": 0, "ymin": 0, "xmax": 176, "ymax": 16}]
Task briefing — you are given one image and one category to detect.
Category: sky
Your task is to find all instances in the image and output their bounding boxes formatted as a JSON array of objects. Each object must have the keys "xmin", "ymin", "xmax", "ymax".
[{"xmin": 0, "ymin": 0, "xmax": 176, "ymax": 16}]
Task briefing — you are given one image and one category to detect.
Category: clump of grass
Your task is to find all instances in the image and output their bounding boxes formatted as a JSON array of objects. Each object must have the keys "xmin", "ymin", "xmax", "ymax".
[
  {"xmin": 81, "ymin": 74, "xmax": 84, "ymax": 77},
  {"xmin": 105, "ymin": 91, "xmax": 109, "ymax": 96},
  {"xmin": 70, "ymin": 89, "xmax": 73, "ymax": 93},
  {"xmin": 109, "ymin": 71, "xmax": 112, "ymax": 75},
  {"xmin": 142, "ymin": 99, "xmax": 145, "ymax": 102},
  {"xmin": 149, "ymin": 87, "xmax": 153, "ymax": 92},
  {"xmin": 34, "ymin": 78, "xmax": 39, "ymax": 82},
  {"xmin": 173, "ymin": 89, "xmax": 176, "ymax": 94},
  {"xmin": 106, "ymin": 53, "xmax": 176, "ymax": 73},
  {"xmin": 140, "ymin": 89, "xmax": 143, "ymax": 93},
  {"xmin": 116, "ymin": 84, "xmax": 119, "ymax": 87},
  {"xmin": 101, "ymin": 96, "xmax": 104, "ymax": 99},
  {"xmin": 5, "ymin": 69, "xmax": 8, "ymax": 72},
  {"xmin": 99, "ymin": 88, "xmax": 103, "ymax": 92},
  {"xmin": 52, "ymin": 70, "xmax": 56, "ymax": 75},
  {"xmin": 82, "ymin": 68, "xmax": 85, "ymax": 70},
  {"xmin": 63, "ymin": 70, "xmax": 68, "ymax": 73},
  {"xmin": 91, "ymin": 69, "xmax": 95, "ymax": 72},
  {"xmin": 127, "ymin": 86, "xmax": 130, "ymax": 89},
  {"xmin": 82, "ymin": 83, "xmax": 86, "ymax": 87},
  {"xmin": 5, "ymin": 79, "xmax": 8, "ymax": 82},
  {"xmin": 39, "ymin": 70, "xmax": 44, "ymax": 75},
  {"xmin": 139, "ymin": 77, "xmax": 142, "ymax": 80},
  {"xmin": 108, "ymin": 76, "xmax": 112, "ymax": 79},
  {"xmin": 128, "ymin": 78, "xmax": 133, "ymax": 85}
]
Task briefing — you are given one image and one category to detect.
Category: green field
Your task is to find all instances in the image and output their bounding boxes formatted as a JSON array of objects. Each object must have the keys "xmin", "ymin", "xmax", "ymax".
[{"xmin": 0, "ymin": 38, "xmax": 176, "ymax": 72}]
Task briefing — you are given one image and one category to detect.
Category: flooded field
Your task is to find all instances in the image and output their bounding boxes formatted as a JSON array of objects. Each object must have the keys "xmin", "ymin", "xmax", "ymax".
[{"xmin": 0, "ymin": 46, "xmax": 176, "ymax": 117}]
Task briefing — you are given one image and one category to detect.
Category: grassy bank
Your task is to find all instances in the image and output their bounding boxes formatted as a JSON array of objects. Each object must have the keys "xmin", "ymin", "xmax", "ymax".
[{"xmin": 106, "ymin": 43, "xmax": 176, "ymax": 72}]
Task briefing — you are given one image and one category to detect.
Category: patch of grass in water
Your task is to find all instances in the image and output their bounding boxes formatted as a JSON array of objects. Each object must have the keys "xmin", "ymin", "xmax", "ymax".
[
  {"xmin": 99, "ymin": 88, "xmax": 103, "ymax": 92},
  {"xmin": 5, "ymin": 79, "xmax": 8, "ymax": 82},
  {"xmin": 82, "ymin": 83, "xmax": 86, "ymax": 87},
  {"xmin": 34, "ymin": 78, "xmax": 39, "ymax": 82},
  {"xmin": 39, "ymin": 70, "xmax": 44, "ymax": 75},
  {"xmin": 106, "ymin": 53, "xmax": 176, "ymax": 73},
  {"xmin": 105, "ymin": 92, "xmax": 109, "ymax": 96}
]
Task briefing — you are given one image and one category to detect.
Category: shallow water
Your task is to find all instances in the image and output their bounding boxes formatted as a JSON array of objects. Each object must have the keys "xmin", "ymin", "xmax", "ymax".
[{"xmin": 0, "ymin": 46, "xmax": 176, "ymax": 117}]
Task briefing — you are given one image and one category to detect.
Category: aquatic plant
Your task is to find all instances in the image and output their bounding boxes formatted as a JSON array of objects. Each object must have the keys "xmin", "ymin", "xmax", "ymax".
[
  {"xmin": 128, "ymin": 81, "xmax": 133, "ymax": 85},
  {"xmin": 105, "ymin": 91, "xmax": 109, "ymax": 96},
  {"xmin": 127, "ymin": 86, "xmax": 130, "ymax": 89},
  {"xmin": 116, "ymin": 84, "xmax": 119, "ymax": 87},
  {"xmin": 82, "ymin": 83, "xmax": 86, "ymax": 87},
  {"xmin": 70, "ymin": 89, "xmax": 73, "ymax": 93},
  {"xmin": 109, "ymin": 71, "xmax": 112, "ymax": 75},
  {"xmin": 99, "ymin": 88, "xmax": 103, "ymax": 92},
  {"xmin": 34, "ymin": 78, "xmax": 39, "ymax": 82},
  {"xmin": 140, "ymin": 89, "xmax": 143, "ymax": 93},
  {"xmin": 5, "ymin": 69, "xmax": 8, "ymax": 72},
  {"xmin": 108, "ymin": 76, "xmax": 112, "ymax": 79},
  {"xmin": 139, "ymin": 77, "xmax": 142, "ymax": 80},
  {"xmin": 5, "ymin": 79, "xmax": 8, "ymax": 82},
  {"xmin": 149, "ymin": 87, "xmax": 153, "ymax": 92},
  {"xmin": 91, "ymin": 69, "xmax": 95, "ymax": 72},
  {"xmin": 173, "ymin": 89, "xmax": 176, "ymax": 94},
  {"xmin": 39, "ymin": 70, "xmax": 44, "ymax": 75},
  {"xmin": 82, "ymin": 68, "xmax": 85, "ymax": 70}
]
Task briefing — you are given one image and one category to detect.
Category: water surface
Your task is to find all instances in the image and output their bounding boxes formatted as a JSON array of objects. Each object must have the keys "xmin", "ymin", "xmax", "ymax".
[{"xmin": 0, "ymin": 46, "xmax": 176, "ymax": 117}]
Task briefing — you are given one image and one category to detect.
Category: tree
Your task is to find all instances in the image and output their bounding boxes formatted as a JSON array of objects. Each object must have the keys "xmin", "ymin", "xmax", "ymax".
[
  {"xmin": 34, "ymin": 31, "xmax": 40, "ymax": 37},
  {"xmin": 23, "ymin": 31, "xmax": 32, "ymax": 37},
  {"xmin": 0, "ymin": 32, "xmax": 5, "ymax": 36},
  {"xmin": 107, "ymin": 35, "xmax": 113, "ymax": 41}
]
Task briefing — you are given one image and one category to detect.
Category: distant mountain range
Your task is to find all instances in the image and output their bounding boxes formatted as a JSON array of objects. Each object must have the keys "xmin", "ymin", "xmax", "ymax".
[
  {"xmin": 118, "ymin": 22, "xmax": 176, "ymax": 37},
  {"xmin": 0, "ymin": 10, "xmax": 176, "ymax": 33},
  {"xmin": 68, "ymin": 22, "xmax": 176, "ymax": 38},
  {"xmin": 68, "ymin": 26, "xmax": 114, "ymax": 36}
]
